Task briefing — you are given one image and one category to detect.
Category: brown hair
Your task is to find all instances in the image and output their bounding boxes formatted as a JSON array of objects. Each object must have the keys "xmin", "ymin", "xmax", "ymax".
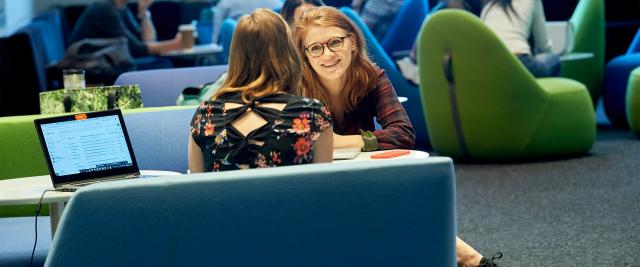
[
  {"xmin": 291, "ymin": 6, "xmax": 378, "ymax": 112},
  {"xmin": 213, "ymin": 8, "xmax": 302, "ymax": 103}
]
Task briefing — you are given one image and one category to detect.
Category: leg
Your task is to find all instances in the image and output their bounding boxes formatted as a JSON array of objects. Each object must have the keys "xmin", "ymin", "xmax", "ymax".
[
  {"xmin": 517, "ymin": 53, "xmax": 561, "ymax": 78},
  {"xmin": 49, "ymin": 201, "xmax": 66, "ymax": 239},
  {"xmin": 456, "ymin": 236, "xmax": 483, "ymax": 267}
]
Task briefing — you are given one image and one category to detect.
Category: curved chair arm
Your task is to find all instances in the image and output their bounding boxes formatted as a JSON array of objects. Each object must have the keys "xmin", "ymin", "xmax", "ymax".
[
  {"xmin": 627, "ymin": 27, "xmax": 640, "ymax": 54},
  {"xmin": 562, "ymin": 0, "xmax": 605, "ymax": 105}
]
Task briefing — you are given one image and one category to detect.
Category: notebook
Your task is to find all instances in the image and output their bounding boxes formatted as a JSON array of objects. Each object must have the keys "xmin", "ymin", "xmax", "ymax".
[
  {"xmin": 333, "ymin": 148, "xmax": 362, "ymax": 160},
  {"xmin": 34, "ymin": 109, "xmax": 146, "ymax": 192}
]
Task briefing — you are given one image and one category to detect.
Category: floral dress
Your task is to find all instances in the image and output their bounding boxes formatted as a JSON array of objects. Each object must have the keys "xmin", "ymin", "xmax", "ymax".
[{"xmin": 190, "ymin": 92, "xmax": 333, "ymax": 172}]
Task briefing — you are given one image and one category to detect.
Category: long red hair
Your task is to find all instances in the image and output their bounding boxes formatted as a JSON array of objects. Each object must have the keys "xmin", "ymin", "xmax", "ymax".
[
  {"xmin": 291, "ymin": 6, "xmax": 378, "ymax": 113},
  {"xmin": 213, "ymin": 9, "xmax": 302, "ymax": 103}
]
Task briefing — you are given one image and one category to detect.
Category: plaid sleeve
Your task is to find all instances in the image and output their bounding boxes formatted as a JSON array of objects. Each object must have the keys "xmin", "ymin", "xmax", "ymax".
[{"xmin": 371, "ymin": 72, "xmax": 416, "ymax": 150}]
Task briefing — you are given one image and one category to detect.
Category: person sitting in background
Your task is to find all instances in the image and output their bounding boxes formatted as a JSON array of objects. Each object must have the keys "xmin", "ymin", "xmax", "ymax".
[
  {"xmin": 189, "ymin": 8, "xmax": 333, "ymax": 173},
  {"xmin": 351, "ymin": 0, "xmax": 404, "ymax": 41},
  {"xmin": 211, "ymin": 0, "xmax": 282, "ymax": 44},
  {"xmin": 281, "ymin": 0, "xmax": 326, "ymax": 25},
  {"xmin": 292, "ymin": 6, "xmax": 415, "ymax": 151},
  {"xmin": 69, "ymin": 0, "xmax": 182, "ymax": 70},
  {"xmin": 481, "ymin": 0, "xmax": 560, "ymax": 77}
]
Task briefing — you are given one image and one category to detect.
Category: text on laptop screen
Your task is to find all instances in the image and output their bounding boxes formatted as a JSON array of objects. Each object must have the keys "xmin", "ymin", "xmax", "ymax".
[{"xmin": 40, "ymin": 115, "xmax": 133, "ymax": 176}]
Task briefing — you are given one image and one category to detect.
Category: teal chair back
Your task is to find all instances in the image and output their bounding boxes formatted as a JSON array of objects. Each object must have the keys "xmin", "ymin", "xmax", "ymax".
[
  {"xmin": 380, "ymin": 0, "xmax": 429, "ymax": 56},
  {"xmin": 341, "ymin": 7, "xmax": 430, "ymax": 150},
  {"xmin": 418, "ymin": 10, "xmax": 594, "ymax": 160},
  {"xmin": 219, "ymin": 18, "xmax": 237, "ymax": 64},
  {"xmin": 46, "ymin": 158, "xmax": 457, "ymax": 266},
  {"xmin": 561, "ymin": 0, "xmax": 605, "ymax": 105}
]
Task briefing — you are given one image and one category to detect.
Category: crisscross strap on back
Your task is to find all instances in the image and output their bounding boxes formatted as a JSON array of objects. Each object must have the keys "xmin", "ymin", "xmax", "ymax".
[{"xmin": 222, "ymin": 93, "xmax": 292, "ymax": 165}]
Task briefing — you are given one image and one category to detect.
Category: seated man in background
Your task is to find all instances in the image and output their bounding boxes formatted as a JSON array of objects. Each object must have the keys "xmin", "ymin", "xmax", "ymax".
[{"xmin": 69, "ymin": 0, "xmax": 183, "ymax": 70}]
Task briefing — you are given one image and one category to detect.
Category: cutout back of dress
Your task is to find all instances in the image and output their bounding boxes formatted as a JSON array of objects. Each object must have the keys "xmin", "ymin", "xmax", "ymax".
[{"xmin": 190, "ymin": 92, "xmax": 333, "ymax": 172}]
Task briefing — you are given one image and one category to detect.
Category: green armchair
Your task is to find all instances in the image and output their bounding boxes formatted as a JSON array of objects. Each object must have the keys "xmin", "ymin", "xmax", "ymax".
[
  {"xmin": 561, "ymin": 0, "xmax": 605, "ymax": 105},
  {"xmin": 417, "ymin": 10, "xmax": 595, "ymax": 161}
]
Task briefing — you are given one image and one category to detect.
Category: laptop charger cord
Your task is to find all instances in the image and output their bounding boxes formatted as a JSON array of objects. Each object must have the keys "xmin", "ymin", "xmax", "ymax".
[{"xmin": 30, "ymin": 189, "xmax": 55, "ymax": 267}]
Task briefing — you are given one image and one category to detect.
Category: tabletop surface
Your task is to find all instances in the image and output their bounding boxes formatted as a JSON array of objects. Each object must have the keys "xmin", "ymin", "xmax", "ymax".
[
  {"xmin": 559, "ymin": 52, "xmax": 594, "ymax": 61},
  {"xmin": 0, "ymin": 170, "xmax": 181, "ymax": 205},
  {"xmin": 162, "ymin": 43, "xmax": 223, "ymax": 57}
]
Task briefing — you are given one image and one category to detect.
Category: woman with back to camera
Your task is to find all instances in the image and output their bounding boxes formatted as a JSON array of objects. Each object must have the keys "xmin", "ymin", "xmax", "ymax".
[
  {"xmin": 280, "ymin": 0, "xmax": 326, "ymax": 25},
  {"xmin": 481, "ymin": 0, "xmax": 560, "ymax": 77},
  {"xmin": 291, "ymin": 6, "xmax": 415, "ymax": 152},
  {"xmin": 292, "ymin": 7, "xmax": 500, "ymax": 267},
  {"xmin": 188, "ymin": 8, "xmax": 333, "ymax": 172}
]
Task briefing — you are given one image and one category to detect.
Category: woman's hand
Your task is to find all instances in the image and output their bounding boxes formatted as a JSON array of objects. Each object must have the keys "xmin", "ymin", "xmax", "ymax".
[{"xmin": 332, "ymin": 132, "xmax": 364, "ymax": 149}]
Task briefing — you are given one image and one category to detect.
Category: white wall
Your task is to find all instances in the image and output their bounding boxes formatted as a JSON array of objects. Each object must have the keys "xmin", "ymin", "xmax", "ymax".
[{"xmin": 0, "ymin": 0, "xmax": 34, "ymax": 36}]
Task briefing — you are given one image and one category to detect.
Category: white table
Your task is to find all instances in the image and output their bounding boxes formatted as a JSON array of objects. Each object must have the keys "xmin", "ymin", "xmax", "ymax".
[
  {"xmin": 161, "ymin": 43, "xmax": 223, "ymax": 66},
  {"xmin": 161, "ymin": 43, "xmax": 222, "ymax": 57},
  {"xmin": 333, "ymin": 149, "xmax": 429, "ymax": 162},
  {"xmin": 559, "ymin": 52, "xmax": 594, "ymax": 62},
  {"xmin": 0, "ymin": 170, "xmax": 181, "ymax": 238}
]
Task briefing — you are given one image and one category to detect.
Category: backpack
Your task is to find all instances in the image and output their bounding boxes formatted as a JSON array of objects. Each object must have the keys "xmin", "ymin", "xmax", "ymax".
[
  {"xmin": 55, "ymin": 37, "xmax": 136, "ymax": 86},
  {"xmin": 176, "ymin": 72, "xmax": 228, "ymax": 106}
]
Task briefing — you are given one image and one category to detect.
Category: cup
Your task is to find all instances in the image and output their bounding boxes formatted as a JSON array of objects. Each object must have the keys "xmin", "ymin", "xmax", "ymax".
[
  {"xmin": 179, "ymin": 24, "xmax": 197, "ymax": 49},
  {"xmin": 63, "ymin": 69, "xmax": 86, "ymax": 89}
]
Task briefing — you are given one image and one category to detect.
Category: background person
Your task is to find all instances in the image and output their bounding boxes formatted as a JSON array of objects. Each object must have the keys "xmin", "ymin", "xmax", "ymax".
[
  {"xmin": 69, "ymin": 0, "xmax": 183, "ymax": 69},
  {"xmin": 481, "ymin": 0, "xmax": 560, "ymax": 77},
  {"xmin": 189, "ymin": 8, "xmax": 333, "ymax": 173},
  {"xmin": 281, "ymin": 0, "xmax": 326, "ymax": 25},
  {"xmin": 351, "ymin": 0, "xmax": 404, "ymax": 41}
]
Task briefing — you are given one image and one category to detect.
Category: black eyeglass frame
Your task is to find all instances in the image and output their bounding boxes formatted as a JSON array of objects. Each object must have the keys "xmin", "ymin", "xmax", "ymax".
[{"xmin": 304, "ymin": 33, "xmax": 353, "ymax": 58}]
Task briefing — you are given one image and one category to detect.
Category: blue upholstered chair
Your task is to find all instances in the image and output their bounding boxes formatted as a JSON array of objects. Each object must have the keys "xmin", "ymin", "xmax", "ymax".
[
  {"xmin": 46, "ymin": 158, "xmax": 456, "ymax": 266},
  {"xmin": 380, "ymin": 0, "xmax": 430, "ymax": 56},
  {"xmin": 341, "ymin": 7, "xmax": 430, "ymax": 150},
  {"xmin": 603, "ymin": 28, "xmax": 640, "ymax": 127},
  {"xmin": 0, "ymin": 217, "xmax": 51, "ymax": 266},
  {"xmin": 218, "ymin": 18, "xmax": 237, "ymax": 64},
  {"xmin": 197, "ymin": 7, "xmax": 214, "ymax": 44},
  {"xmin": 114, "ymin": 65, "xmax": 228, "ymax": 107}
]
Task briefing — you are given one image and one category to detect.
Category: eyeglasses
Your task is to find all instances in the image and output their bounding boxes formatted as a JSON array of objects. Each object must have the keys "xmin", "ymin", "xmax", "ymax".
[{"xmin": 304, "ymin": 34, "xmax": 352, "ymax": 58}]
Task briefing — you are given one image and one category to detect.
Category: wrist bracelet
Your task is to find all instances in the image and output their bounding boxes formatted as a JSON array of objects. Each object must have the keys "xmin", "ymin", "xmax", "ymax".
[{"xmin": 360, "ymin": 130, "xmax": 378, "ymax": 152}]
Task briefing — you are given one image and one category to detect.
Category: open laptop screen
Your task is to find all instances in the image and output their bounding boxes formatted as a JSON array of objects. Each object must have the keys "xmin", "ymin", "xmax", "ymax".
[{"xmin": 34, "ymin": 109, "xmax": 140, "ymax": 185}]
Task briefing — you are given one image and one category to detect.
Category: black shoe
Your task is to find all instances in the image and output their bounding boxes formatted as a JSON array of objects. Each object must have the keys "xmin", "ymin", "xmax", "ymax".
[{"xmin": 478, "ymin": 252, "xmax": 503, "ymax": 267}]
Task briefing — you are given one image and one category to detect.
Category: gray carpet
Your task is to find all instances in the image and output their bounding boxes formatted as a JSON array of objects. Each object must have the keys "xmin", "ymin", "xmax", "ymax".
[{"xmin": 454, "ymin": 127, "xmax": 640, "ymax": 266}]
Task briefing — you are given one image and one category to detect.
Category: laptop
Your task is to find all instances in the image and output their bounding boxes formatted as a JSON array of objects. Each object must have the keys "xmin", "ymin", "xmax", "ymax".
[
  {"xmin": 545, "ymin": 21, "xmax": 574, "ymax": 55},
  {"xmin": 34, "ymin": 109, "xmax": 146, "ymax": 191}
]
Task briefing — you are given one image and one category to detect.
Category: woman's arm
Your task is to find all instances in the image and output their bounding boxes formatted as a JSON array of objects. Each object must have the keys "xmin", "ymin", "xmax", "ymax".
[
  {"xmin": 146, "ymin": 33, "xmax": 183, "ymax": 55},
  {"xmin": 372, "ymin": 73, "xmax": 416, "ymax": 149},
  {"xmin": 531, "ymin": 0, "xmax": 553, "ymax": 54},
  {"xmin": 188, "ymin": 136, "xmax": 204, "ymax": 173},
  {"xmin": 313, "ymin": 126, "xmax": 334, "ymax": 163}
]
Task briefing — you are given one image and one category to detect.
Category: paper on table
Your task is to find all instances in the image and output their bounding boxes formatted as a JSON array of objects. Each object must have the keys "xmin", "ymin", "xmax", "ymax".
[{"xmin": 333, "ymin": 148, "xmax": 362, "ymax": 160}]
